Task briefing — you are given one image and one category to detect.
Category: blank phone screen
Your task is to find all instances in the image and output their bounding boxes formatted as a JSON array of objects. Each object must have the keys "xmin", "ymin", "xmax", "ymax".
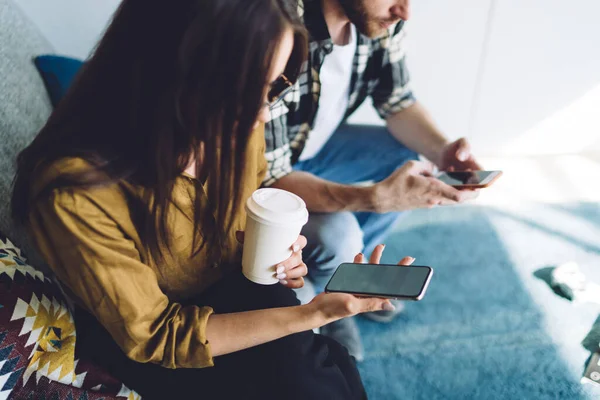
[
  {"xmin": 437, "ymin": 171, "xmax": 495, "ymax": 185},
  {"xmin": 326, "ymin": 264, "xmax": 432, "ymax": 298}
]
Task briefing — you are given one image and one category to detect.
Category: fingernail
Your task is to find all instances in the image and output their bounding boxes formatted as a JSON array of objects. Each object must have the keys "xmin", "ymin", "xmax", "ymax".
[
  {"xmin": 458, "ymin": 151, "xmax": 468, "ymax": 161},
  {"xmin": 409, "ymin": 257, "xmax": 416, "ymax": 262},
  {"xmin": 280, "ymin": 280, "xmax": 288, "ymax": 285},
  {"xmin": 276, "ymin": 265, "xmax": 285, "ymax": 274},
  {"xmin": 277, "ymin": 273, "xmax": 287, "ymax": 280},
  {"xmin": 358, "ymin": 253, "xmax": 364, "ymax": 257},
  {"xmin": 293, "ymin": 244, "xmax": 300, "ymax": 252},
  {"xmin": 383, "ymin": 303, "xmax": 396, "ymax": 311}
]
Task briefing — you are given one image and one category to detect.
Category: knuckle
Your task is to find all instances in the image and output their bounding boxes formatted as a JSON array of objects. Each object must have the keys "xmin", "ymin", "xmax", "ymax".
[
  {"xmin": 344, "ymin": 299, "xmax": 357, "ymax": 314},
  {"xmin": 290, "ymin": 280, "xmax": 302, "ymax": 289},
  {"xmin": 368, "ymin": 301, "xmax": 380, "ymax": 312},
  {"xmin": 291, "ymin": 265, "xmax": 306, "ymax": 278},
  {"xmin": 301, "ymin": 263, "xmax": 308, "ymax": 275}
]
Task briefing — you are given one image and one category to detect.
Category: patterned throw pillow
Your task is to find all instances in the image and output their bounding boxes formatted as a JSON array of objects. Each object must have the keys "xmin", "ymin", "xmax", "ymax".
[{"xmin": 0, "ymin": 232, "xmax": 141, "ymax": 400}]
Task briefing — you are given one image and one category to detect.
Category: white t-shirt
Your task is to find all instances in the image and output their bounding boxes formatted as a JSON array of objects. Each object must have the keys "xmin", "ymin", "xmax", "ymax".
[{"xmin": 299, "ymin": 24, "xmax": 357, "ymax": 161}]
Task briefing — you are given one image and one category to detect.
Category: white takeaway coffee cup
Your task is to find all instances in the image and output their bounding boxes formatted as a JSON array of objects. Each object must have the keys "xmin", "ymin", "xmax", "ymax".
[{"xmin": 242, "ymin": 188, "xmax": 309, "ymax": 285}]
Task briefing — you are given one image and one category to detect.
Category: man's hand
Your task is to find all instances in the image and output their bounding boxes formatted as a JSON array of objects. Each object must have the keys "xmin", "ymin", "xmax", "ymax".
[
  {"xmin": 439, "ymin": 138, "xmax": 482, "ymax": 172},
  {"xmin": 372, "ymin": 160, "xmax": 476, "ymax": 213}
]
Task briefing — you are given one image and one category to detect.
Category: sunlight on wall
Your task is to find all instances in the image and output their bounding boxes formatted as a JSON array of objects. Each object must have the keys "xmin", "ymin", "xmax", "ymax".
[{"xmin": 500, "ymin": 84, "xmax": 600, "ymax": 156}]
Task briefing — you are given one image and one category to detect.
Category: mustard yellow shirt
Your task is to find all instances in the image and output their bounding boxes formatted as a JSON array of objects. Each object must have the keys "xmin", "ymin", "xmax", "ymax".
[{"xmin": 27, "ymin": 126, "xmax": 267, "ymax": 369}]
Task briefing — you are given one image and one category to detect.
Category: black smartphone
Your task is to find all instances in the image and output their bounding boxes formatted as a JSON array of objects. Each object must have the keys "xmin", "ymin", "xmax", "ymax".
[
  {"xmin": 436, "ymin": 170, "xmax": 502, "ymax": 189},
  {"xmin": 325, "ymin": 263, "xmax": 434, "ymax": 300}
]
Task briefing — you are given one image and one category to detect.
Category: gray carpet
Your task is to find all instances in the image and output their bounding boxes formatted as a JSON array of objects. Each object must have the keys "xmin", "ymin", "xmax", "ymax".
[{"xmin": 357, "ymin": 202, "xmax": 600, "ymax": 399}]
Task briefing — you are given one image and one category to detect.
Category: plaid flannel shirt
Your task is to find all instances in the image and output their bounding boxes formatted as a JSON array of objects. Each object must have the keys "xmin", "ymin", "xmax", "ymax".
[{"xmin": 263, "ymin": 0, "xmax": 416, "ymax": 186}]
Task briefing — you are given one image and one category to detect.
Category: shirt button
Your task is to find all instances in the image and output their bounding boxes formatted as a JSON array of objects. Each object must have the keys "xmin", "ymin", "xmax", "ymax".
[{"xmin": 212, "ymin": 262, "xmax": 219, "ymax": 269}]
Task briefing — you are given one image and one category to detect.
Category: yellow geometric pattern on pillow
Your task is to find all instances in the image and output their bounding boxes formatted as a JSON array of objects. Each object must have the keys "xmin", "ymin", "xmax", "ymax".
[
  {"xmin": 1, "ymin": 250, "xmax": 85, "ymax": 388},
  {"xmin": 117, "ymin": 384, "xmax": 143, "ymax": 400},
  {"xmin": 0, "ymin": 258, "xmax": 45, "ymax": 281},
  {"xmin": 1, "ymin": 242, "xmax": 142, "ymax": 399},
  {"xmin": 11, "ymin": 293, "xmax": 83, "ymax": 386}
]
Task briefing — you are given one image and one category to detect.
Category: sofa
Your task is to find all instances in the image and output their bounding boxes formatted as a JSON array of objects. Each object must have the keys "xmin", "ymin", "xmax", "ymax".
[{"xmin": 0, "ymin": 0, "xmax": 140, "ymax": 398}]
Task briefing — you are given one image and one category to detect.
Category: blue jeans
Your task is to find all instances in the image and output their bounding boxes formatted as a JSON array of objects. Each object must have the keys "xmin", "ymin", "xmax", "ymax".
[{"xmin": 293, "ymin": 124, "xmax": 418, "ymax": 302}]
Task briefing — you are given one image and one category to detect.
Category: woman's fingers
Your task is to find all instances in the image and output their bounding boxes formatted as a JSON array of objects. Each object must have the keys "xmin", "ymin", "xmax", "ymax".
[
  {"xmin": 284, "ymin": 263, "xmax": 308, "ymax": 280},
  {"xmin": 369, "ymin": 244, "xmax": 386, "ymax": 264},
  {"xmin": 353, "ymin": 245, "xmax": 387, "ymax": 266},
  {"xmin": 398, "ymin": 256, "xmax": 415, "ymax": 266},
  {"xmin": 275, "ymin": 235, "xmax": 308, "ymax": 280},
  {"xmin": 355, "ymin": 247, "xmax": 414, "ymax": 268},
  {"xmin": 277, "ymin": 250, "xmax": 303, "ymax": 274},
  {"xmin": 353, "ymin": 252, "xmax": 366, "ymax": 263},
  {"xmin": 281, "ymin": 277, "xmax": 304, "ymax": 289},
  {"xmin": 356, "ymin": 297, "xmax": 395, "ymax": 313},
  {"xmin": 291, "ymin": 235, "xmax": 307, "ymax": 253}
]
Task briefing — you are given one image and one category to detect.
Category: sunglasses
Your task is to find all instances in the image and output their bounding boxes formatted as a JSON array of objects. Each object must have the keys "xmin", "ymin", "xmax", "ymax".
[{"xmin": 266, "ymin": 74, "xmax": 294, "ymax": 107}]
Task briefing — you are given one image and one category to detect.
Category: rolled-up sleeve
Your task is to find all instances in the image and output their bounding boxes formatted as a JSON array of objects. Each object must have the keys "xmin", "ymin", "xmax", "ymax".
[
  {"xmin": 29, "ymin": 188, "xmax": 215, "ymax": 369},
  {"xmin": 371, "ymin": 24, "xmax": 417, "ymax": 119}
]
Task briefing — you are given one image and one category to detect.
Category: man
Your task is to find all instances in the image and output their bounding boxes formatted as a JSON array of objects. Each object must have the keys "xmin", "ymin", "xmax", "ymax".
[{"xmin": 264, "ymin": 0, "xmax": 481, "ymax": 361}]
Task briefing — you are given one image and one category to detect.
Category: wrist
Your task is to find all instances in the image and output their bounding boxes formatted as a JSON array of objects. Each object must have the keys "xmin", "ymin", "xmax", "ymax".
[
  {"xmin": 347, "ymin": 184, "xmax": 380, "ymax": 213},
  {"xmin": 365, "ymin": 184, "xmax": 383, "ymax": 213},
  {"xmin": 324, "ymin": 183, "xmax": 380, "ymax": 213},
  {"xmin": 297, "ymin": 303, "xmax": 329, "ymax": 331},
  {"xmin": 431, "ymin": 139, "xmax": 450, "ymax": 168}
]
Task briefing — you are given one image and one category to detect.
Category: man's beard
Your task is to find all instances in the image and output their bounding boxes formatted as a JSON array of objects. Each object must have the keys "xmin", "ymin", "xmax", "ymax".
[{"xmin": 337, "ymin": 0, "xmax": 390, "ymax": 38}]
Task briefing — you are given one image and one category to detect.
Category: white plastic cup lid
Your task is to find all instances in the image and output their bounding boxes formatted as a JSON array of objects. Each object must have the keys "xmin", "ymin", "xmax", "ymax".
[{"xmin": 245, "ymin": 188, "xmax": 308, "ymax": 226}]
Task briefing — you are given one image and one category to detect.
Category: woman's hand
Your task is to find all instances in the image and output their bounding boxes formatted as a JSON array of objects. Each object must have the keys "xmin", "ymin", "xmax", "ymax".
[
  {"xmin": 236, "ymin": 231, "xmax": 308, "ymax": 289},
  {"xmin": 275, "ymin": 235, "xmax": 308, "ymax": 288},
  {"xmin": 308, "ymin": 244, "xmax": 415, "ymax": 323}
]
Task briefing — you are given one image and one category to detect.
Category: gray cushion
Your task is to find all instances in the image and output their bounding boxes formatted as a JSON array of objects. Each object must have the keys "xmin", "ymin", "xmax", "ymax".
[{"xmin": 0, "ymin": 0, "xmax": 53, "ymax": 265}]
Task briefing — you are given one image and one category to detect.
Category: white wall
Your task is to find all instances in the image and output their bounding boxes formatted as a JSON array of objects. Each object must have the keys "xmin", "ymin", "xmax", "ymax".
[
  {"xmin": 349, "ymin": 0, "xmax": 600, "ymax": 156},
  {"xmin": 13, "ymin": 0, "xmax": 120, "ymax": 59},
  {"xmin": 470, "ymin": 0, "xmax": 600, "ymax": 156},
  {"xmin": 350, "ymin": 0, "xmax": 493, "ymax": 142},
  {"xmin": 15, "ymin": 0, "xmax": 600, "ymax": 156}
]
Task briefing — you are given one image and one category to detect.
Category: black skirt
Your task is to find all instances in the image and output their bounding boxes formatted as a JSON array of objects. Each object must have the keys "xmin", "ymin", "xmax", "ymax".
[{"xmin": 75, "ymin": 271, "xmax": 367, "ymax": 400}]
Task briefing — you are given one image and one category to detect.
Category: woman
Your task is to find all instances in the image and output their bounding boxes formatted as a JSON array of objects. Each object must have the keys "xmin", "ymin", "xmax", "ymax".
[{"xmin": 12, "ymin": 0, "xmax": 412, "ymax": 398}]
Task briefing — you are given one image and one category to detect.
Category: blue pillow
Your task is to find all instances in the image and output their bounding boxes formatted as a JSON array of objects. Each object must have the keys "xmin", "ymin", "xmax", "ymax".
[{"xmin": 33, "ymin": 55, "xmax": 83, "ymax": 108}]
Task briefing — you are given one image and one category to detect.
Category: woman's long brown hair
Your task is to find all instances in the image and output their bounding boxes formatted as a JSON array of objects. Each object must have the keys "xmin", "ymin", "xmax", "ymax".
[{"xmin": 12, "ymin": 0, "xmax": 307, "ymax": 265}]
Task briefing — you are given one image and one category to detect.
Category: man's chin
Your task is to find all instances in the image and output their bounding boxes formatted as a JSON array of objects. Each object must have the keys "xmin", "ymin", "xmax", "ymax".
[
  {"xmin": 355, "ymin": 21, "xmax": 395, "ymax": 38},
  {"xmin": 361, "ymin": 26, "xmax": 389, "ymax": 39}
]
